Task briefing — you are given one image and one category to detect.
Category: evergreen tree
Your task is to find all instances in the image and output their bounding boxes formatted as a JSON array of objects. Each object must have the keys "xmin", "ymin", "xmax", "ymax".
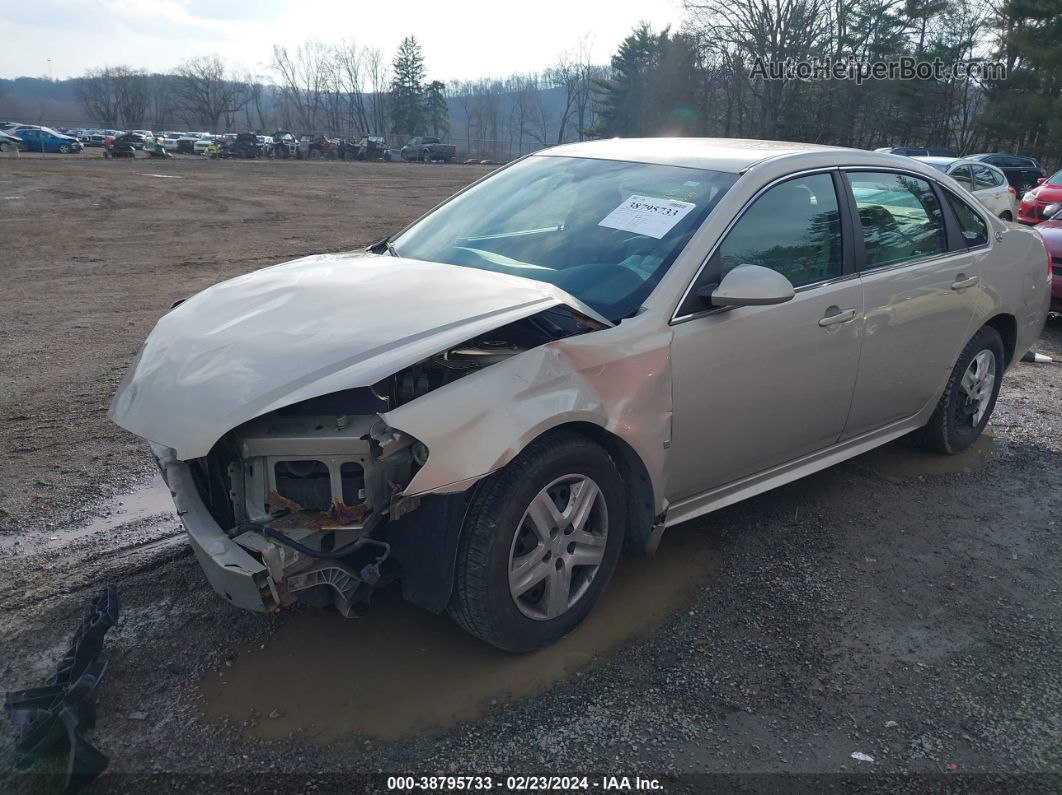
[
  {"xmin": 390, "ymin": 36, "xmax": 426, "ymax": 136},
  {"xmin": 425, "ymin": 80, "xmax": 450, "ymax": 137},
  {"xmin": 591, "ymin": 25, "xmax": 671, "ymax": 137}
]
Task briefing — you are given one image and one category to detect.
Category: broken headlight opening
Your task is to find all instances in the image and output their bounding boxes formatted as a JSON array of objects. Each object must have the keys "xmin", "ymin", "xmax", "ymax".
[{"xmin": 183, "ymin": 317, "xmax": 567, "ymax": 617}]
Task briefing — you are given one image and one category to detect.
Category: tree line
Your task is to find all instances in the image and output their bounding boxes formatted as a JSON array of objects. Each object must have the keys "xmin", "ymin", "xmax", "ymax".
[
  {"xmin": 592, "ymin": 0, "xmax": 1062, "ymax": 166},
  {"xmin": 60, "ymin": 0, "xmax": 1062, "ymax": 165},
  {"xmin": 67, "ymin": 35, "xmax": 602, "ymax": 158}
]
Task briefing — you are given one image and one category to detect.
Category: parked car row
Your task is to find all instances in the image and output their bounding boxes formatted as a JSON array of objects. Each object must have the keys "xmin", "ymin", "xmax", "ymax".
[{"xmin": 0, "ymin": 120, "xmax": 459, "ymax": 164}]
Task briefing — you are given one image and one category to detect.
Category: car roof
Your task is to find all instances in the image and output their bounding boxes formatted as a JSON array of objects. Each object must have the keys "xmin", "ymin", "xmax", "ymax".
[
  {"xmin": 537, "ymin": 137, "xmax": 930, "ymax": 173},
  {"xmin": 913, "ymin": 156, "xmax": 958, "ymax": 166}
]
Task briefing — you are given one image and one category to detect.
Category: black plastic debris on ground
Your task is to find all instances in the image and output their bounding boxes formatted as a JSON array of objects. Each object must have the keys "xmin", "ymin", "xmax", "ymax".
[{"xmin": 4, "ymin": 584, "xmax": 120, "ymax": 794}]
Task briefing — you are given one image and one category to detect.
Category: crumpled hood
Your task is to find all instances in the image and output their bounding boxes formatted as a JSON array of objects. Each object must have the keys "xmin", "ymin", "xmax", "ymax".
[{"xmin": 110, "ymin": 252, "xmax": 611, "ymax": 459}]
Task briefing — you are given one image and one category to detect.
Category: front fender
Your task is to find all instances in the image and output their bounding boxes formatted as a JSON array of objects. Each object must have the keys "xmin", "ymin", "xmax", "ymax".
[{"xmin": 382, "ymin": 324, "xmax": 674, "ymax": 514}]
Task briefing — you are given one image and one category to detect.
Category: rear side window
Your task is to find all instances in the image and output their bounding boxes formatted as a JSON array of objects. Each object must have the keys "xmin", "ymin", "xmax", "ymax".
[
  {"xmin": 973, "ymin": 165, "xmax": 999, "ymax": 190},
  {"xmin": 847, "ymin": 171, "xmax": 948, "ymax": 269},
  {"xmin": 950, "ymin": 165, "xmax": 974, "ymax": 190},
  {"xmin": 716, "ymin": 173, "xmax": 843, "ymax": 287},
  {"xmin": 943, "ymin": 190, "xmax": 988, "ymax": 248}
]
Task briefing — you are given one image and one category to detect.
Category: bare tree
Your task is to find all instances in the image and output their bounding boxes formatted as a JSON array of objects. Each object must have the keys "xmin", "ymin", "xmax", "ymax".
[
  {"xmin": 685, "ymin": 0, "xmax": 830, "ymax": 138},
  {"xmin": 75, "ymin": 68, "xmax": 121, "ymax": 127},
  {"xmin": 365, "ymin": 48, "xmax": 390, "ymax": 135},
  {"xmin": 272, "ymin": 42, "xmax": 333, "ymax": 132},
  {"xmin": 173, "ymin": 55, "xmax": 252, "ymax": 131},
  {"xmin": 74, "ymin": 66, "xmax": 150, "ymax": 128},
  {"xmin": 334, "ymin": 40, "xmax": 372, "ymax": 136}
]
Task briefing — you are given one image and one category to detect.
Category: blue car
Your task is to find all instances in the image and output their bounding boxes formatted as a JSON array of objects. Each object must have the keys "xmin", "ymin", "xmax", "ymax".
[{"xmin": 14, "ymin": 126, "xmax": 83, "ymax": 154}]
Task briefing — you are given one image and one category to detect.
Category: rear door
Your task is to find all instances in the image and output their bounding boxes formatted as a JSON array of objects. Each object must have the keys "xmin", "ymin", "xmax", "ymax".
[
  {"xmin": 971, "ymin": 165, "xmax": 1010, "ymax": 218},
  {"xmin": 841, "ymin": 170, "xmax": 981, "ymax": 438}
]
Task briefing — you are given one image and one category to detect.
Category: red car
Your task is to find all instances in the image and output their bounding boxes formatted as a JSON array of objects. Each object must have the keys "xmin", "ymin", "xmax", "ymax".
[
  {"xmin": 1018, "ymin": 170, "xmax": 1062, "ymax": 224},
  {"xmin": 1034, "ymin": 203, "xmax": 1062, "ymax": 312}
]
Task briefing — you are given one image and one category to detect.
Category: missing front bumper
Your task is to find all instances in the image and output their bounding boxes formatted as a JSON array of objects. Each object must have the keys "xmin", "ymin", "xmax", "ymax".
[{"xmin": 154, "ymin": 443, "xmax": 281, "ymax": 612}]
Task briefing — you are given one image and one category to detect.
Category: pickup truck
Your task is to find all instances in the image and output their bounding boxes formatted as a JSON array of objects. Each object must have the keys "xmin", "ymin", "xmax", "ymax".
[{"xmin": 400, "ymin": 136, "xmax": 456, "ymax": 163}]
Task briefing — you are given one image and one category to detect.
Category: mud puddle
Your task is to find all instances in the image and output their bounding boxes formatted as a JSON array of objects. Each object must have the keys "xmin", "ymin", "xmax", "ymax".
[
  {"xmin": 857, "ymin": 432, "xmax": 995, "ymax": 479},
  {"xmin": 0, "ymin": 474, "xmax": 176, "ymax": 556},
  {"xmin": 200, "ymin": 522, "xmax": 719, "ymax": 743}
]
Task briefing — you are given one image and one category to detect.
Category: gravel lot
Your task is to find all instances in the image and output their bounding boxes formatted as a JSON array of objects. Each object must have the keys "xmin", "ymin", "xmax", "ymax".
[{"xmin": 0, "ymin": 155, "xmax": 1059, "ymax": 792}]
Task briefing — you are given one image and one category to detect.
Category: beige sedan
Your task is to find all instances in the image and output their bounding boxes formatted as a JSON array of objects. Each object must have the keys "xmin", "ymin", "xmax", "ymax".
[{"xmin": 112, "ymin": 139, "xmax": 1050, "ymax": 651}]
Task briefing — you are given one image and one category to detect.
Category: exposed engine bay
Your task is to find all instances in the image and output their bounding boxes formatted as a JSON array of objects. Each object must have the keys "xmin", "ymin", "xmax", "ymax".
[{"xmin": 183, "ymin": 311, "xmax": 582, "ymax": 616}]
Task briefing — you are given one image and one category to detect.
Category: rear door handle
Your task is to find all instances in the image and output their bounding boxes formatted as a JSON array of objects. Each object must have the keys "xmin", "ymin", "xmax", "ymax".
[
  {"xmin": 951, "ymin": 275, "xmax": 979, "ymax": 290},
  {"xmin": 818, "ymin": 307, "xmax": 857, "ymax": 327}
]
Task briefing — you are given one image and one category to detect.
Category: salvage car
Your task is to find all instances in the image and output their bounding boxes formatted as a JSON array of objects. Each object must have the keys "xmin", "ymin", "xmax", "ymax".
[
  {"xmin": 1030, "ymin": 202, "xmax": 1062, "ymax": 313},
  {"xmin": 966, "ymin": 153, "xmax": 1046, "ymax": 195},
  {"xmin": 111, "ymin": 138, "xmax": 1051, "ymax": 652},
  {"xmin": 13, "ymin": 126, "xmax": 83, "ymax": 154},
  {"xmin": 1018, "ymin": 170, "xmax": 1062, "ymax": 225},
  {"xmin": 913, "ymin": 157, "xmax": 1018, "ymax": 220}
]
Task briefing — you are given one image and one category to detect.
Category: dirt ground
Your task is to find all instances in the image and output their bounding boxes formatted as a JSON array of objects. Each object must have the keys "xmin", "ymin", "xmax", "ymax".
[
  {"xmin": 1, "ymin": 154, "xmax": 1060, "ymax": 792},
  {"xmin": 0, "ymin": 154, "xmax": 492, "ymax": 530}
]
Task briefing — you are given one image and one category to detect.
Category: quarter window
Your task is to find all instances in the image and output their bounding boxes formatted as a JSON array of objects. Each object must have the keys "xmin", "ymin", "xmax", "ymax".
[
  {"xmin": 943, "ymin": 190, "xmax": 988, "ymax": 248},
  {"xmin": 716, "ymin": 173, "xmax": 842, "ymax": 287},
  {"xmin": 847, "ymin": 171, "xmax": 947, "ymax": 269}
]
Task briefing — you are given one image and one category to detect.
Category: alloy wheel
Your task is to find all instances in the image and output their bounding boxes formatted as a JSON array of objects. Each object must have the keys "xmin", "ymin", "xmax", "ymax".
[
  {"xmin": 507, "ymin": 474, "xmax": 608, "ymax": 621},
  {"xmin": 959, "ymin": 350, "xmax": 996, "ymax": 426}
]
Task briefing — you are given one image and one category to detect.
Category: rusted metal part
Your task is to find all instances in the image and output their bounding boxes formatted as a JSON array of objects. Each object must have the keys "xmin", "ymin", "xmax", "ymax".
[{"xmin": 265, "ymin": 490, "xmax": 369, "ymax": 531}]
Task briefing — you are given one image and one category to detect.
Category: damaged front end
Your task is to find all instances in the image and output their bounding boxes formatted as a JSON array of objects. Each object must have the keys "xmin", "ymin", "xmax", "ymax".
[
  {"xmin": 152, "ymin": 314, "xmax": 570, "ymax": 618},
  {"xmin": 112, "ymin": 252, "xmax": 673, "ymax": 620}
]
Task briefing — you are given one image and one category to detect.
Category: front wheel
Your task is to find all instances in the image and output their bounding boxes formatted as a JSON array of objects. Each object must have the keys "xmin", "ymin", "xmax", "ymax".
[
  {"xmin": 58, "ymin": 144, "xmax": 71, "ymax": 154},
  {"xmin": 999, "ymin": 211, "xmax": 1013, "ymax": 221},
  {"xmin": 448, "ymin": 432, "xmax": 625, "ymax": 652},
  {"xmin": 914, "ymin": 326, "xmax": 1004, "ymax": 454}
]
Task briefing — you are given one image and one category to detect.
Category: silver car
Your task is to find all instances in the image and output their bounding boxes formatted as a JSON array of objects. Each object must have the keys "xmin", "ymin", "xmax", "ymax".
[{"xmin": 111, "ymin": 139, "xmax": 1050, "ymax": 651}]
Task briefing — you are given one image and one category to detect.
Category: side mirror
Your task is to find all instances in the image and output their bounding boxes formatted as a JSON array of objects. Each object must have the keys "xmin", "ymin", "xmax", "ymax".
[
  {"xmin": 1044, "ymin": 203, "xmax": 1061, "ymax": 220},
  {"xmin": 699, "ymin": 264, "xmax": 796, "ymax": 308},
  {"xmin": 1036, "ymin": 177, "xmax": 1046, "ymax": 186}
]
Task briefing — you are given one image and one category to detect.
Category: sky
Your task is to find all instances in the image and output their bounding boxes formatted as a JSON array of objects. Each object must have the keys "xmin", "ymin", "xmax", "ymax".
[{"xmin": 0, "ymin": 0, "xmax": 687, "ymax": 82}]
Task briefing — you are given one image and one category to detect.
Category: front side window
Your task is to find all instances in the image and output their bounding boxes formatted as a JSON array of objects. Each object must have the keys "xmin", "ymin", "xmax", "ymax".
[
  {"xmin": 943, "ymin": 190, "xmax": 988, "ymax": 248},
  {"xmin": 847, "ymin": 171, "xmax": 947, "ymax": 269},
  {"xmin": 715, "ymin": 172, "xmax": 843, "ymax": 287},
  {"xmin": 393, "ymin": 155, "xmax": 737, "ymax": 321}
]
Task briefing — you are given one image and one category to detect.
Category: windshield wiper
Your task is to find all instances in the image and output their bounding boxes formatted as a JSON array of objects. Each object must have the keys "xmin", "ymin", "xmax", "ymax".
[{"xmin": 367, "ymin": 236, "xmax": 400, "ymax": 257}]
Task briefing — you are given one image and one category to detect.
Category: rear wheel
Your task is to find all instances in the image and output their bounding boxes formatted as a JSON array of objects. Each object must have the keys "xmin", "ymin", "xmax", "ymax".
[
  {"xmin": 999, "ymin": 211, "xmax": 1013, "ymax": 221},
  {"xmin": 448, "ymin": 432, "xmax": 625, "ymax": 652},
  {"xmin": 914, "ymin": 326, "xmax": 1004, "ymax": 454}
]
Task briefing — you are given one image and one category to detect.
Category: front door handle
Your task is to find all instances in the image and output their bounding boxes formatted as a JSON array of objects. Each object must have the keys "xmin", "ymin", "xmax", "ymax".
[
  {"xmin": 951, "ymin": 274, "xmax": 979, "ymax": 290},
  {"xmin": 818, "ymin": 307, "xmax": 857, "ymax": 327}
]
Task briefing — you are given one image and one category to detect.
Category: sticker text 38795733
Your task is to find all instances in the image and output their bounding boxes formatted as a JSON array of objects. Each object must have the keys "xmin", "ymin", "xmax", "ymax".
[{"xmin": 598, "ymin": 194, "xmax": 696, "ymax": 239}]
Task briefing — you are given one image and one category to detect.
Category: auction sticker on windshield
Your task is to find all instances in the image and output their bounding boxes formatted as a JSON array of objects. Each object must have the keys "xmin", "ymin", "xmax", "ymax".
[{"xmin": 598, "ymin": 194, "xmax": 696, "ymax": 239}]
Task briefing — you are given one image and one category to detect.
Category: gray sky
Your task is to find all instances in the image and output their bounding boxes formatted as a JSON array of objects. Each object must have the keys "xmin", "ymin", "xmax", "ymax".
[{"xmin": 1, "ymin": 0, "xmax": 686, "ymax": 82}]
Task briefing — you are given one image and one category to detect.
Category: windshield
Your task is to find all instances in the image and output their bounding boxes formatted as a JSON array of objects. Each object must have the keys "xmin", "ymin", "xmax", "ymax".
[
  {"xmin": 1046, "ymin": 170, "xmax": 1062, "ymax": 186},
  {"xmin": 392, "ymin": 155, "xmax": 737, "ymax": 321}
]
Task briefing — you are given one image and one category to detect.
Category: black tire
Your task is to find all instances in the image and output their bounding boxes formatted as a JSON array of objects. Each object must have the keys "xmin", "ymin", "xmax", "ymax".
[
  {"xmin": 914, "ymin": 326, "xmax": 1005, "ymax": 454},
  {"xmin": 448, "ymin": 432, "xmax": 626, "ymax": 652},
  {"xmin": 1000, "ymin": 211, "xmax": 1013, "ymax": 221},
  {"xmin": 58, "ymin": 144, "xmax": 71, "ymax": 154},
  {"xmin": 309, "ymin": 148, "xmax": 321, "ymax": 160}
]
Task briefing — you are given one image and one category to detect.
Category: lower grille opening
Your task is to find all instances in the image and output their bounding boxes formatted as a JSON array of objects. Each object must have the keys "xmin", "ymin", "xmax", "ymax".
[{"xmin": 274, "ymin": 460, "xmax": 331, "ymax": 510}]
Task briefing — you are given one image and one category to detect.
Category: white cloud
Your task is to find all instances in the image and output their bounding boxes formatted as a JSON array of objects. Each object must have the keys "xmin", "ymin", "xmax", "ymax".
[{"xmin": 0, "ymin": 0, "xmax": 685, "ymax": 81}]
